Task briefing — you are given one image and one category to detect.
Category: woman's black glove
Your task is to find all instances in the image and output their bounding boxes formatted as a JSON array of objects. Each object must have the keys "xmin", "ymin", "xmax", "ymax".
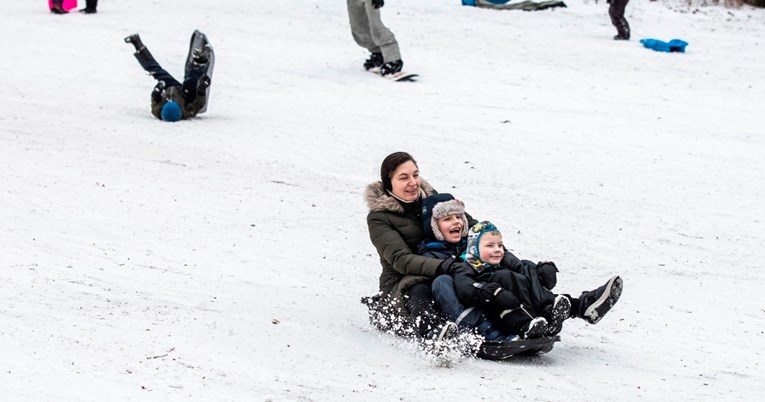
[
  {"xmin": 435, "ymin": 257, "xmax": 457, "ymax": 276},
  {"xmin": 371, "ymin": 0, "xmax": 384, "ymax": 9}
]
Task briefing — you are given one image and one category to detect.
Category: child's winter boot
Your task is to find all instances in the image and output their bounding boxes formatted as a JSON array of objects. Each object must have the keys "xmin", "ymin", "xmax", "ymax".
[
  {"xmin": 544, "ymin": 295, "xmax": 571, "ymax": 336},
  {"xmin": 578, "ymin": 276, "xmax": 623, "ymax": 324}
]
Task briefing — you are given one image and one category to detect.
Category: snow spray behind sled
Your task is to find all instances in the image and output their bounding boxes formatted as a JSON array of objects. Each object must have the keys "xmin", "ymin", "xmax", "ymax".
[{"xmin": 361, "ymin": 294, "xmax": 559, "ymax": 360}]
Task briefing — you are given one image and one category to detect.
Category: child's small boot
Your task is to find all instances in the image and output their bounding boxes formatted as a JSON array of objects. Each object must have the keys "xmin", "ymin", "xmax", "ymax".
[
  {"xmin": 379, "ymin": 59, "xmax": 403, "ymax": 77},
  {"xmin": 363, "ymin": 52, "xmax": 384, "ymax": 71},
  {"xmin": 79, "ymin": 0, "xmax": 97, "ymax": 13},
  {"xmin": 499, "ymin": 305, "xmax": 547, "ymax": 339},
  {"xmin": 521, "ymin": 317, "xmax": 548, "ymax": 339},
  {"xmin": 578, "ymin": 276, "xmax": 623, "ymax": 324},
  {"xmin": 544, "ymin": 295, "xmax": 571, "ymax": 336},
  {"xmin": 124, "ymin": 33, "xmax": 145, "ymax": 52},
  {"xmin": 432, "ymin": 321, "xmax": 458, "ymax": 343}
]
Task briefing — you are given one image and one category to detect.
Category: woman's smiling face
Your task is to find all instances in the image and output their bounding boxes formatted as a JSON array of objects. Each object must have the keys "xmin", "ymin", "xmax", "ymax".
[{"xmin": 389, "ymin": 160, "xmax": 421, "ymax": 202}]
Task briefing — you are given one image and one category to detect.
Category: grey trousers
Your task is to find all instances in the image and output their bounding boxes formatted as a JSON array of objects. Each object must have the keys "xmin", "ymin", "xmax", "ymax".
[{"xmin": 346, "ymin": 0, "xmax": 401, "ymax": 62}]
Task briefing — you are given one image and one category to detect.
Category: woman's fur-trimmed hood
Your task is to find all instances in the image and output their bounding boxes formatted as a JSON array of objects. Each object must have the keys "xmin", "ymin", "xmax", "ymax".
[{"xmin": 364, "ymin": 179, "xmax": 436, "ymax": 214}]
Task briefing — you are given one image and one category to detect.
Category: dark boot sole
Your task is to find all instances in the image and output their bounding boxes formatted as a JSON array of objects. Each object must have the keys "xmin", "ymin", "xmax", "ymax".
[
  {"xmin": 523, "ymin": 317, "xmax": 548, "ymax": 339},
  {"xmin": 584, "ymin": 276, "xmax": 623, "ymax": 324},
  {"xmin": 546, "ymin": 295, "xmax": 571, "ymax": 336}
]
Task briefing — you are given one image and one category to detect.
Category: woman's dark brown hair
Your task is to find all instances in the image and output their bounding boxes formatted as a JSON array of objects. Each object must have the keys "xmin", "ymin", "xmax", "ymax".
[{"xmin": 380, "ymin": 152, "xmax": 417, "ymax": 191}]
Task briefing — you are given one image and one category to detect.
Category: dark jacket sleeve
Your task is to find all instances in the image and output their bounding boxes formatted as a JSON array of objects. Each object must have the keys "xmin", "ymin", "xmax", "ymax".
[
  {"xmin": 420, "ymin": 249, "xmax": 445, "ymax": 260},
  {"xmin": 367, "ymin": 212, "xmax": 441, "ymax": 277},
  {"xmin": 502, "ymin": 249, "xmax": 524, "ymax": 273},
  {"xmin": 452, "ymin": 263, "xmax": 491, "ymax": 307}
]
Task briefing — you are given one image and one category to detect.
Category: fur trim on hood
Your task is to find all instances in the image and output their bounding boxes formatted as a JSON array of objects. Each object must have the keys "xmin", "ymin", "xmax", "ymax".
[{"xmin": 364, "ymin": 179, "xmax": 436, "ymax": 214}]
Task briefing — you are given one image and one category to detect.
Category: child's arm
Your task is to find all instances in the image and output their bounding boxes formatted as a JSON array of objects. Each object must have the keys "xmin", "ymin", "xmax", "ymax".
[
  {"xmin": 502, "ymin": 249, "xmax": 524, "ymax": 273},
  {"xmin": 452, "ymin": 265, "xmax": 494, "ymax": 307},
  {"xmin": 453, "ymin": 265, "xmax": 522, "ymax": 310}
]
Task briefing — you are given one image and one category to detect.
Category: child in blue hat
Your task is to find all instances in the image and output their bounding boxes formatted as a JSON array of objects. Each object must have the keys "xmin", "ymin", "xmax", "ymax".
[{"xmin": 125, "ymin": 31, "xmax": 213, "ymax": 122}]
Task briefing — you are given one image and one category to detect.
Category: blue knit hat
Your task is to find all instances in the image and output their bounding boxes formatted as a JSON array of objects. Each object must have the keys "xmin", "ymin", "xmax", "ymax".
[{"xmin": 160, "ymin": 101, "xmax": 182, "ymax": 122}]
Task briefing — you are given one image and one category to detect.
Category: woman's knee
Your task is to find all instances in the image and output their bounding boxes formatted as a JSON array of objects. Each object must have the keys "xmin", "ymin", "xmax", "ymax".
[
  {"xmin": 405, "ymin": 282, "xmax": 433, "ymax": 308},
  {"xmin": 431, "ymin": 275, "xmax": 454, "ymax": 294}
]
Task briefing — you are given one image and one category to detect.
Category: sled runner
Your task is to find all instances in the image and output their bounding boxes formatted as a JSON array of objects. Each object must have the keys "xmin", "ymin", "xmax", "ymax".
[
  {"xmin": 477, "ymin": 336, "xmax": 559, "ymax": 360},
  {"xmin": 361, "ymin": 294, "xmax": 559, "ymax": 360}
]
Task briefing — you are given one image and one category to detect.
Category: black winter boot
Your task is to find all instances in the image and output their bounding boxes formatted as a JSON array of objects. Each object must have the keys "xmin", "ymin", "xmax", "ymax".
[
  {"xmin": 618, "ymin": 17, "xmax": 631, "ymax": 40},
  {"xmin": 544, "ymin": 295, "xmax": 571, "ymax": 336},
  {"xmin": 124, "ymin": 34, "xmax": 145, "ymax": 51},
  {"xmin": 521, "ymin": 317, "xmax": 548, "ymax": 339},
  {"xmin": 578, "ymin": 276, "xmax": 623, "ymax": 324},
  {"xmin": 499, "ymin": 304, "xmax": 546, "ymax": 338},
  {"xmin": 363, "ymin": 52, "xmax": 384, "ymax": 71},
  {"xmin": 79, "ymin": 0, "xmax": 97, "ymax": 14},
  {"xmin": 430, "ymin": 321, "xmax": 458, "ymax": 343},
  {"xmin": 379, "ymin": 59, "xmax": 403, "ymax": 77}
]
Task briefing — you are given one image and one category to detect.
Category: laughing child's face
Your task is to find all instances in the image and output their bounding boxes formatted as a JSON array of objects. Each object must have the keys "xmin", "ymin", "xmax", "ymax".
[
  {"xmin": 436, "ymin": 213, "xmax": 465, "ymax": 243},
  {"xmin": 478, "ymin": 231, "xmax": 504, "ymax": 265}
]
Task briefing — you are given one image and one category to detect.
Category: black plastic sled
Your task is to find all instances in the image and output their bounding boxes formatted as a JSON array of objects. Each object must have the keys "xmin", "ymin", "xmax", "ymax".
[
  {"xmin": 184, "ymin": 30, "xmax": 215, "ymax": 113},
  {"xmin": 477, "ymin": 336, "xmax": 559, "ymax": 360},
  {"xmin": 361, "ymin": 294, "xmax": 559, "ymax": 360}
]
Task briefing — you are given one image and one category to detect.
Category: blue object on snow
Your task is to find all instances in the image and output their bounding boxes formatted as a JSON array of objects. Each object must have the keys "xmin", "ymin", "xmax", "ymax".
[
  {"xmin": 160, "ymin": 101, "xmax": 182, "ymax": 122},
  {"xmin": 640, "ymin": 38, "xmax": 688, "ymax": 53},
  {"xmin": 462, "ymin": 0, "xmax": 476, "ymax": 5}
]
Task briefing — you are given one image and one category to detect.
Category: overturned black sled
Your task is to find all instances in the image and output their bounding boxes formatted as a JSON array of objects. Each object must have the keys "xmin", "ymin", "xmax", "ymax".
[{"xmin": 361, "ymin": 294, "xmax": 559, "ymax": 360}]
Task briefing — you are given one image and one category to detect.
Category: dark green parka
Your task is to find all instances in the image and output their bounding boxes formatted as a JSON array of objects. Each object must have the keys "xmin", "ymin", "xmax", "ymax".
[{"xmin": 364, "ymin": 179, "xmax": 442, "ymax": 302}]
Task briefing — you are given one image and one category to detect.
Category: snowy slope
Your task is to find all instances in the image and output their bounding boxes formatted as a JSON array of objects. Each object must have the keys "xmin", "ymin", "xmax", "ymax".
[{"xmin": 1, "ymin": 0, "xmax": 764, "ymax": 400}]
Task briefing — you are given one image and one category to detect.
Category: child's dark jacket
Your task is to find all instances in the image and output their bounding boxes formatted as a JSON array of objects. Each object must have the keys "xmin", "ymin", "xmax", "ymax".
[
  {"xmin": 453, "ymin": 251, "xmax": 556, "ymax": 313},
  {"xmin": 151, "ymin": 83, "xmax": 208, "ymax": 120},
  {"xmin": 416, "ymin": 239, "xmax": 465, "ymax": 261}
]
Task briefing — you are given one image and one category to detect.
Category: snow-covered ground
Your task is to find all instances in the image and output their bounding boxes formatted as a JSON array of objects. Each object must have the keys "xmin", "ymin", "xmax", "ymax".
[{"xmin": 2, "ymin": 0, "xmax": 764, "ymax": 400}]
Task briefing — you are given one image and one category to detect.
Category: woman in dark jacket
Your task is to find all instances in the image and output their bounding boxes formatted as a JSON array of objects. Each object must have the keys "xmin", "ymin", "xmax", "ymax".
[{"xmin": 364, "ymin": 152, "xmax": 449, "ymax": 337}]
